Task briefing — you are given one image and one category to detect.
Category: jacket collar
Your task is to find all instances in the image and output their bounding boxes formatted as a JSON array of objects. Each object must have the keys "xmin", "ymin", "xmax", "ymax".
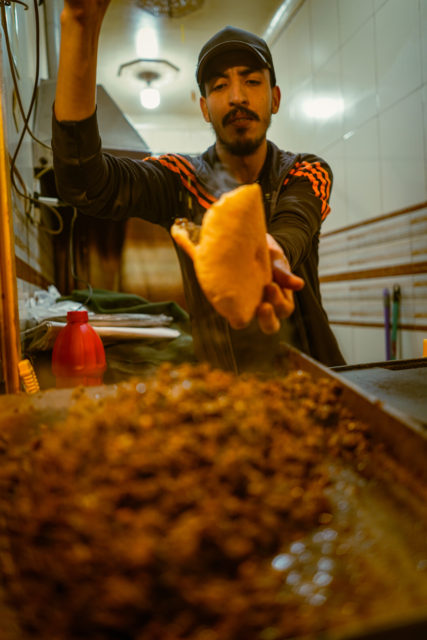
[{"xmin": 191, "ymin": 140, "xmax": 296, "ymax": 199}]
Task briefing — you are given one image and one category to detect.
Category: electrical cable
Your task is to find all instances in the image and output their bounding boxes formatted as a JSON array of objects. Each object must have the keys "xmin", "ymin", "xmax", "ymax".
[
  {"xmin": 34, "ymin": 164, "xmax": 53, "ymax": 180},
  {"xmin": 9, "ymin": 153, "xmax": 64, "ymax": 234},
  {"xmin": 0, "ymin": 0, "xmax": 49, "ymax": 151},
  {"xmin": 0, "ymin": 2, "xmax": 29, "ymax": 9},
  {"xmin": 36, "ymin": 201, "xmax": 64, "ymax": 235},
  {"xmin": 8, "ymin": 152, "xmax": 31, "ymax": 215},
  {"xmin": 8, "ymin": 0, "xmax": 41, "ymax": 184},
  {"xmin": 2, "ymin": 2, "xmax": 94, "ymax": 296},
  {"xmin": 1, "ymin": 0, "xmax": 64, "ymax": 235}
]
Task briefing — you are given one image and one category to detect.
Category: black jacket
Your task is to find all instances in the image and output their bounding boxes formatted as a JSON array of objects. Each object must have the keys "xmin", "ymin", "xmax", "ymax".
[{"xmin": 52, "ymin": 110, "xmax": 345, "ymax": 372}]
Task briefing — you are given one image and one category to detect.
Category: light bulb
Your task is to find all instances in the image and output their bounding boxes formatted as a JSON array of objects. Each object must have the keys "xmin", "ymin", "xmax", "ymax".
[{"xmin": 140, "ymin": 87, "xmax": 160, "ymax": 109}]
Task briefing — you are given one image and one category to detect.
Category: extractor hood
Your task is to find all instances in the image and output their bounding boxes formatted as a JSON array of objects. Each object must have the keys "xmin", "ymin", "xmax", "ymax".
[{"xmin": 33, "ymin": 79, "xmax": 150, "ymax": 169}]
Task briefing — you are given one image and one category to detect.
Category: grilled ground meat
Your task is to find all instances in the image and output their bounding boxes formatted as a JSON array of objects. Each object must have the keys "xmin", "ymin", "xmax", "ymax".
[{"xmin": 1, "ymin": 362, "xmax": 425, "ymax": 640}]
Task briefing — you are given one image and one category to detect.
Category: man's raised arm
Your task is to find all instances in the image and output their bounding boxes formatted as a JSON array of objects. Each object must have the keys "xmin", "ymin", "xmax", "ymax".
[{"xmin": 54, "ymin": 0, "xmax": 111, "ymax": 122}]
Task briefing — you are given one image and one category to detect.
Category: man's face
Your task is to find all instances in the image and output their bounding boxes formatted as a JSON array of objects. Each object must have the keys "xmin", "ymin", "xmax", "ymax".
[{"xmin": 199, "ymin": 52, "xmax": 280, "ymax": 157}]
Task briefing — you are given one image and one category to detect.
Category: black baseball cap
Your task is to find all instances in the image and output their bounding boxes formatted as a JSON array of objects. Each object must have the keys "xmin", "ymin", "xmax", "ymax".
[{"xmin": 196, "ymin": 26, "xmax": 276, "ymax": 93}]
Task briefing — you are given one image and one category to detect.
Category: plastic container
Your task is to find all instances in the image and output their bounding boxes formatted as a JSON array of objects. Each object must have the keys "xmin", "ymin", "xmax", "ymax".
[
  {"xmin": 18, "ymin": 359, "xmax": 40, "ymax": 394},
  {"xmin": 52, "ymin": 310, "xmax": 106, "ymax": 388}
]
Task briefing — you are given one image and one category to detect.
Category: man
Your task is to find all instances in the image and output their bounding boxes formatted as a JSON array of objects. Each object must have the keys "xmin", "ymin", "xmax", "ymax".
[{"xmin": 52, "ymin": 0, "xmax": 345, "ymax": 372}]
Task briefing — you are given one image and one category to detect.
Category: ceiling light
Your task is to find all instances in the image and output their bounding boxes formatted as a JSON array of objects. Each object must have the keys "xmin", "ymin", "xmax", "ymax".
[
  {"xmin": 136, "ymin": 0, "xmax": 204, "ymax": 18},
  {"xmin": 118, "ymin": 58, "xmax": 179, "ymax": 87},
  {"xmin": 140, "ymin": 87, "xmax": 161, "ymax": 109},
  {"xmin": 302, "ymin": 96, "xmax": 344, "ymax": 120},
  {"xmin": 138, "ymin": 70, "xmax": 161, "ymax": 109},
  {"xmin": 118, "ymin": 60, "xmax": 179, "ymax": 111}
]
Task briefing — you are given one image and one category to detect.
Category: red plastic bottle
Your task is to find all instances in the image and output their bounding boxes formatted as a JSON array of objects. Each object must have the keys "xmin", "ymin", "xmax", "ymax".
[{"xmin": 52, "ymin": 311, "xmax": 106, "ymax": 388}]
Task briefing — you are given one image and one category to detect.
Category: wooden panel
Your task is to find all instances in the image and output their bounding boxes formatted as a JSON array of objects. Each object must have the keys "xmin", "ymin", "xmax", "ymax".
[{"xmin": 121, "ymin": 217, "xmax": 186, "ymax": 309}]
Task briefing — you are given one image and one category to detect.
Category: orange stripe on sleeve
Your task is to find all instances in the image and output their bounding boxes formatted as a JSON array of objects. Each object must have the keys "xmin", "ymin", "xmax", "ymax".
[
  {"xmin": 172, "ymin": 155, "xmax": 217, "ymax": 204},
  {"xmin": 144, "ymin": 154, "xmax": 216, "ymax": 209},
  {"xmin": 283, "ymin": 161, "xmax": 331, "ymax": 220},
  {"xmin": 157, "ymin": 157, "xmax": 215, "ymax": 209},
  {"xmin": 169, "ymin": 155, "xmax": 217, "ymax": 205},
  {"xmin": 303, "ymin": 161, "xmax": 331, "ymax": 220}
]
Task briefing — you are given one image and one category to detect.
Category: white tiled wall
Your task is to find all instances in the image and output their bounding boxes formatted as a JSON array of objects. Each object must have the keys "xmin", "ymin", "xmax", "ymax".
[
  {"xmin": 375, "ymin": 0, "xmax": 421, "ymax": 111},
  {"xmin": 341, "ymin": 21, "xmax": 377, "ymax": 132},
  {"xmin": 319, "ymin": 206, "xmax": 427, "ymax": 362},
  {"xmin": 338, "ymin": 0, "xmax": 375, "ymax": 41},
  {"xmin": 269, "ymin": 0, "xmax": 427, "ymax": 363},
  {"xmin": 422, "ymin": 0, "xmax": 427, "ymax": 83},
  {"xmin": 379, "ymin": 90, "xmax": 425, "ymax": 212},
  {"xmin": 343, "ymin": 118, "xmax": 382, "ymax": 225},
  {"xmin": 134, "ymin": 115, "xmax": 215, "ymax": 155},
  {"xmin": 270, "ymin": 0, "xmax": 427, "ymax": 229}
]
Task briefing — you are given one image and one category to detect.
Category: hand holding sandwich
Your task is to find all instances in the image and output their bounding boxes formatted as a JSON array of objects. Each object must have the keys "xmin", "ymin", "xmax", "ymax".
[
  {"xmin": 171, "ymin": 183, "xmax": 304, "ymax": 335},
  {"xmin": 256, "ymin": 234, "xmax": 304, "ymax": 335}
]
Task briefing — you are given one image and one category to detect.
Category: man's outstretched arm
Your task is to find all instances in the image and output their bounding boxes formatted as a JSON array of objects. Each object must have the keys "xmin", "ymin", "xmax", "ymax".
[{"xmin": 54, "ymin": 0, "xmax": 111, "ymax": 122}]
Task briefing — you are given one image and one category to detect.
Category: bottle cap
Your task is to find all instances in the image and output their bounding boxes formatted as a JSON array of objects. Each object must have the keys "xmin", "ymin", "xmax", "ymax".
[{"xmin": 67, "ymin": 310, "xmax": 89, "ymax": 323}]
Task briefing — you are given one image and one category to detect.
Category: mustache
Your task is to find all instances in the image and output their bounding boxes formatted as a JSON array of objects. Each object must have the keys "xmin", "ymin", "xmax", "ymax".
[{"xmin": 223, "ymin": 107, "xmax": 260, "ymax": 126}]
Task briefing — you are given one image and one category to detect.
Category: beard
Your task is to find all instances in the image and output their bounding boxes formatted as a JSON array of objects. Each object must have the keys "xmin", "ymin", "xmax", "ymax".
[
  {"xmin": 211, "ymin": 106, "xmax": 272, "ymax": 157},
  {"xmin": 214, "ymin": 129, "xmax": 266, "ymax": 156}
]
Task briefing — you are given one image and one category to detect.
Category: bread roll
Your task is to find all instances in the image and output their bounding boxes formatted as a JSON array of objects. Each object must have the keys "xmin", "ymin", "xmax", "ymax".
[{"xmin": 171, "ymin": 183, "xmax": 271, "ymax": 329}]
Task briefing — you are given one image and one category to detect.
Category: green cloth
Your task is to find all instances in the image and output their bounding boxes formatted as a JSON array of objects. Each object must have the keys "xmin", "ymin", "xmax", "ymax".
[{"xmin": 58, "ymin": 289, "xmax": 195, "ymax": 381}]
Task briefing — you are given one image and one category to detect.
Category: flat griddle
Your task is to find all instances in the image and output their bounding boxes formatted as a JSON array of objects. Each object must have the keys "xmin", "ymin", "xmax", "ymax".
[
  {"xmin": 334, "ymin": 357, "xmax": 427, "ymax": 428},
  {"xmin": 0, "ymin": 345, "xmax": 426, "ymax": 640}
]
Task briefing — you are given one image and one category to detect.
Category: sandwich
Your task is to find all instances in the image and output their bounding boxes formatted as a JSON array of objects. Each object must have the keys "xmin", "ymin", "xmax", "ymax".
[{"xmin": 171, "ymin": 183, "xmax": 271, "ymax": 329}]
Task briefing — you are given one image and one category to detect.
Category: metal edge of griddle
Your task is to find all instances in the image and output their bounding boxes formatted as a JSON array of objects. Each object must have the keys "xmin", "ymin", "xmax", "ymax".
[
  {"xmin": 278, "ymin": 348, "xmax": 427, "ymax": 639},
  {"xmin": 278, "ymin": 345, "xmax": 427, "ymax": 486},
  {"xmin": 333, "ymin": 356, "xmax": 427, "ymax": 372}
]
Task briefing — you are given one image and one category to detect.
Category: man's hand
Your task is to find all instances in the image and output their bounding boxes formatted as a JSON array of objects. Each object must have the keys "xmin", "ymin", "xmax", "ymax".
[
  {"xmin": 62, "ymin": 0, "xmax": 111, "ymax": 22},
  {"xmin": 256, "ymin": 234, "xmax": 304, "ymax": 334},
  {"xmin": 55, "ymin": 1, "xmax": 112, "ymax": 122}
]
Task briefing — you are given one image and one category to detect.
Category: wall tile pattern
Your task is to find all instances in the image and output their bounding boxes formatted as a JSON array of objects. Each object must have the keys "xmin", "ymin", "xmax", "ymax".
[{"xmin": 270, "ymin": 0, "xmax": 427, "ymax": 363}]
